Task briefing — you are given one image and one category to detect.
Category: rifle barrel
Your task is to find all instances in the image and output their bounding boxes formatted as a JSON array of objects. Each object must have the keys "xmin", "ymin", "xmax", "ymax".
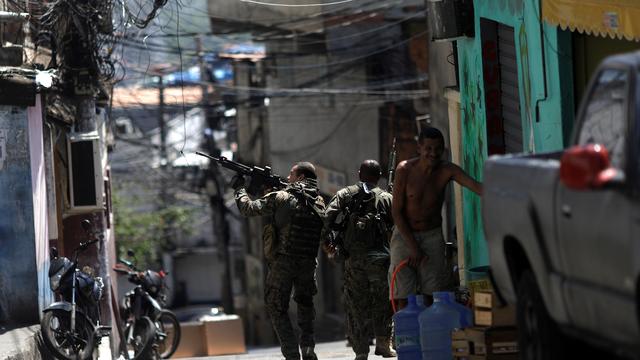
[
  {"xmin": 195, "ymin": 151, "xmax": 218, "ymax": 161},
  {"xmin": 195, "ymin": 151, "xmax": 256, "ymax": 174}
]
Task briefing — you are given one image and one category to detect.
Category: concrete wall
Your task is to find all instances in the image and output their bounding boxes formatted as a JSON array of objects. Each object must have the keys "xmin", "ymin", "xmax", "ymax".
[
  {"xmin": 456, "ymin": 0, "xmax": 574, "ymax": 272},
  {"xmin": 0, "ymin": 106, "xmax": 39, "ymax": 325},
  {"xmin": 207, "ymin": 0, "xmax": 409, "ymax": 32},
  {"xmin": 266, "ymin": 53, "xmax": 379, "ymax": 185},
  {"xmin": 428, "ymin": 41, "xmax": 457, "ymax": 140},
  {"xmin": 207, "ymin": 0, "xmax": 323, "ymax": 31},
  {"xmin": 173, "ymin": 252, "xmax": 225, "ymax": 303}
]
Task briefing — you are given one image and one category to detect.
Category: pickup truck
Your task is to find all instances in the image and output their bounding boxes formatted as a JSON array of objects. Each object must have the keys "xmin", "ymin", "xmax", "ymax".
[{"xmin": 483, "ymin": 51, "xmax": 640, "ymax": 359}]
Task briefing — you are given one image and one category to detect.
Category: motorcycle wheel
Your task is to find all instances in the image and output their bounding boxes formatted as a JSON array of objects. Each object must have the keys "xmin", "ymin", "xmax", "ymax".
[
  {"xmin": 41, "ymin": 309, "xmax": 95, "ymax": 360},
  {"xmin": 154, "ymin": 310, "xmax": 181, "ymax": 359},
  {"xmin": 125, "ymin": 316, "xmax": 156, "ymax": 359}
]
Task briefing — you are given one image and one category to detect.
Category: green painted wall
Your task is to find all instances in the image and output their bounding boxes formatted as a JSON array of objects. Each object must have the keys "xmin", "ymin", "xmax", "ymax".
[{"xmin": 456, "ymin": 0, "xmax": 574, "ymax": 274}]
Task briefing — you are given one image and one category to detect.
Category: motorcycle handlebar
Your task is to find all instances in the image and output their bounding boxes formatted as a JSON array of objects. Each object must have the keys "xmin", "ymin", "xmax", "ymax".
[
  {"xmin": 113, "ymin": 267, "xmax": 143, "ymax": 283},
  {"xmin": 113, "ymin": 267, "xmax": 130, "ymax": 275},
  {"xmin": 117, "ymin": 259, "xmax": 142, "ymax": 275}
]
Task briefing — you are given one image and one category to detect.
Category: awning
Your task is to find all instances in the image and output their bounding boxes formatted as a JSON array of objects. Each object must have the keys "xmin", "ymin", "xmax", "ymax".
[{"xmin": 543, "ymin": 0, "xmax": 640, "ymax": 41}]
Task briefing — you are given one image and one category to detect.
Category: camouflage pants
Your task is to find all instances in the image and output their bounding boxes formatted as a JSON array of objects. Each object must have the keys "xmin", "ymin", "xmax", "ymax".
[
  {"xmin": 344, "ymin": 257, "xmax": 393, "ymax": 355},
  {"xmin": 265, "ymin": 256, "xmax": 318, "ymax": 360}
]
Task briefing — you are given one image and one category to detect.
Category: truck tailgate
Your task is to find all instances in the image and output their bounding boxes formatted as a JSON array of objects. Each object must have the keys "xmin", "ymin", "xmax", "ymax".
[{"xmin": 482, "ymin": 152, "xmax": 562, "ymax": 302}]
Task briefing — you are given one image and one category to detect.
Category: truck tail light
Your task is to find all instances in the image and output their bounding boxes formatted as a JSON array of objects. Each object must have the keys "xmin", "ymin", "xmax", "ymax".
[{"xmin": 559, "ymin": 144, "xmax": 616, "ymax": 190}]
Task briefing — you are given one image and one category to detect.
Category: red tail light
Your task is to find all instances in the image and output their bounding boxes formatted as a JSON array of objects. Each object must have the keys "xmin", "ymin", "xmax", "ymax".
[{"xmin": 560, "ymin": 144, "xmax": 614, "ymax": 190}]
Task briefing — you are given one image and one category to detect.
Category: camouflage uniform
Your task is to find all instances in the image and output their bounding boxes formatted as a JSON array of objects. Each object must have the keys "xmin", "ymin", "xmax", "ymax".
[
  {"xmin": 324, "ymin": 183, "xmax": 394, "ymax": 356},
  {"xmin": 235, "ymin": 181, "xmax": 325, "ymax": 360}
]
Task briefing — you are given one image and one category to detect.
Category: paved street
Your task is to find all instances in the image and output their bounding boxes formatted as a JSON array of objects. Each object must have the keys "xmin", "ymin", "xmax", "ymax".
[{"xmin": 181, "ymin": 341, "xmax": 370, "ymax": 360}]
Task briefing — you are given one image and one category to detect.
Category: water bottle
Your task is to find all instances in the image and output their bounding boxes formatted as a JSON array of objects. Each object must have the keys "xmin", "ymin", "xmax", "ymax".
[
  {"xmin": 416, "ymin": 295, "xmax": 428, "ymax": 311},
  {"xmin": 393, "ymin": 294, "xmax": 422, "ymax": 360},
  {"xmin": 441, "ymin": 292, "xmax": 472, "ymax": 328},
  {"xmin": 418, "ymin": 292, "xmax": 459, "ymax": 360}
]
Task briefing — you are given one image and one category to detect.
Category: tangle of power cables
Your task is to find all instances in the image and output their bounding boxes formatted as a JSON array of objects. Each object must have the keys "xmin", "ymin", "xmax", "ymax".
[
  {"xmin": 119, "ymin": 0, "xmax": 169, "ymax": 29},
  {"xmin": 36, "ymin": 0, "xmax": 168, "ymax": 84}
]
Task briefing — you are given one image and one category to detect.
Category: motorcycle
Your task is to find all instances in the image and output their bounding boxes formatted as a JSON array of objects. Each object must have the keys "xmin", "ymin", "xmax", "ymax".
[
  {"xmin": 40, "ymin": 220, "xmax": 111, "ymax": 360},
  {"xmin": 114, "ymin": 252, "xmax": 181, "ymax": 359}
]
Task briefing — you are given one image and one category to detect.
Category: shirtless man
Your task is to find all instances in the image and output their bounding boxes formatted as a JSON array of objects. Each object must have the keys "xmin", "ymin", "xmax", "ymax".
[{"xmin": 389, "ymin": 127, "xmax": 482, "ymax": 308}]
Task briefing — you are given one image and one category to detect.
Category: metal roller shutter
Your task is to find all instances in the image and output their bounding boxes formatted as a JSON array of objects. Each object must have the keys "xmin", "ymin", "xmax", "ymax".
[{"xmin": 497, "ymin": 24, "xmax": 523, "ymax": 153}]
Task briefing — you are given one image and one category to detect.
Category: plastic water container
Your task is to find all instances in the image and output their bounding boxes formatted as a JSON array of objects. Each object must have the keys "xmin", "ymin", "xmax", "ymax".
[
  {"xmin": 416, "ymin": 295, "xmax": 428, "ymax": 311},
  {"xmin": 441, "ymin": 292, "xmax": 472, "ymax": 328},
  {"xmin": 393, "ymin": 294, "xmax": 423, "ymax": 360},
  {"xmin": 418, "ymin": 292, "xmax": 459, "ymax": 360}
]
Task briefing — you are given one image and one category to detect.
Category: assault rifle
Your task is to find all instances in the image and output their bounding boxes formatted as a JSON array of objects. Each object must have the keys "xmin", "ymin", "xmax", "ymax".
[
  {"xmin": 195, "ymin": 151, "xmax": 287, "ymax": 195},
  {"xmin": 387, "ymin": 137, "xmax": 397, "ymax": 192}
]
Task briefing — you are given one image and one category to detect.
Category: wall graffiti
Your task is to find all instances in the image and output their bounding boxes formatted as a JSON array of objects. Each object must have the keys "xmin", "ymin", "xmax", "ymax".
[{"xmin": 459, "ymin": 51, "xmax": 487, "ymax": 271}]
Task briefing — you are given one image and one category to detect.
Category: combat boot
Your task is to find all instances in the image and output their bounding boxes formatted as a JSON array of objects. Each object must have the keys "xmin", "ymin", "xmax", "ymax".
[
  {"xmin": 354, "ymin": 354, "xmax": 368, "ymax": 360},
  {"xmin": 301, "ymin": 346, "xmax": 318, "ymax": 360},
  {"xmin": 374, "ymin": 336, "xmax": 397, "ymax": 357}
]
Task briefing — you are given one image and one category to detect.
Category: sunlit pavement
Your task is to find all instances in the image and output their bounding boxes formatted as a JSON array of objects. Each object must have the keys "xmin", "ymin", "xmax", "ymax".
[{"xmin": 183, "ymin": 340, "xmax": 382, "ymax": 360}]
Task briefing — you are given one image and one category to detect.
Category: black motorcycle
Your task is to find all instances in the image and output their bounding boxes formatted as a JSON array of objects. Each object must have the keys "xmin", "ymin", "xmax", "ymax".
[
  {"xmin": 41, "ymin": 220, "xmax": 110, "ymax": 360},
  {"xmin": 114, "ymin": 254, "xmax": 180, "ymax": 359}
]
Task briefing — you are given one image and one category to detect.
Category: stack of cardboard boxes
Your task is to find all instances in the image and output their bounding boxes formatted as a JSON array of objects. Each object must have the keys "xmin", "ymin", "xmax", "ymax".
[{"xmin": 451, "ymin": 290, "xmax": 518, "ymax": 360}]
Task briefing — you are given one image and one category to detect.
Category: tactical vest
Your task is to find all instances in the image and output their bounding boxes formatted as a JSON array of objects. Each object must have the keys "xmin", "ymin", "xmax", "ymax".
[
  {"xmin": 343, "ymin": 186, "xmax": 389, "ymax": 256},
  {"xmin": 278, "ymin": 186, "xmax": 324, "ymax": 259}
]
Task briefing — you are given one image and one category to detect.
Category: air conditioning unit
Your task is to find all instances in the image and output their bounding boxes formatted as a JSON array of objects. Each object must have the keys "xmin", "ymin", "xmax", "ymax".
[
  {"xmin": 67, "ymin": 131, "xmax": 104, "ymax": 213},
  {"xmin": 427, "ymin": 0, "xmax": 475, "ymax": 41}
]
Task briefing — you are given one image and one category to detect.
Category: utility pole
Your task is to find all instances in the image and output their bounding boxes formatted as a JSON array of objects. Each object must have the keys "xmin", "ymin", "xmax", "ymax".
[
  {"xmin": 157, "ymin": 73, "xmax": 173, "ymax": 256},
  {"xmin": 159, "ymin": 75, "xmax": 166, "ymax": 166},
  {"xmin": 197, "ymin": 36, "xmax": 235, "ymax": 314},
  {"xmin": 158, "ymin": 74, "xmax": 167, "ymax": 205}
]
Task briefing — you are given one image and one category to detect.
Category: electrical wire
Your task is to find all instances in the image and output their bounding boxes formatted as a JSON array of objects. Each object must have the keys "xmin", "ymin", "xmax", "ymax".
[
  {"xmin": 116, "ymin": 10, "xmax": 424, "ymax": 53},
  {"xmin": 144, "ymin": 0, "xmax": 412, "ymax": 43},
  {"xmin": 115, "ymin": 29, "xmax": 426, "ymax": 72},
  {"xmin": 240, "ymin": 0, "xmax": 356, "ymax": 7}
]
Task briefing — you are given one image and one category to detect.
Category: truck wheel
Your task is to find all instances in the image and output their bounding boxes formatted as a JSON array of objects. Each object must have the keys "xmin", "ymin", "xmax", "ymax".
[{"xmin": 517, "ymin": 270, "xmax": 569, "ymax": 360}]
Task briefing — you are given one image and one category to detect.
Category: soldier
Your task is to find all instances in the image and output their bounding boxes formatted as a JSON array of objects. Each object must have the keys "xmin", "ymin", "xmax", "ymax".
[
  {"xmin": 232, "ymin": 162, "xmax": 325, "ymax": 360},
  {"xmin": 324, "ymin": 160, "xmax": 396, "ymax": 360}
]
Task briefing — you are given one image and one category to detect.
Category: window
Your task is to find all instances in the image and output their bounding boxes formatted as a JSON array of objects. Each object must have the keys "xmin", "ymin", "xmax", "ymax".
[{"xmin": 578, "ymin": 68, "xmax": 628, "ymax": 168}]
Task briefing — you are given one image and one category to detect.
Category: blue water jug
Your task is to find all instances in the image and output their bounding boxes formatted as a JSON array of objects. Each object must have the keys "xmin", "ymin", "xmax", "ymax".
[
  {"xmin": 442, "ymin": 292, "xmax": 472, "ymax": 328},
  {"xmin": 393, "ymin": 294, "xmax": 422, "ymax": 360},
  {"xmin": 416, "ymin": 295, "xmax": 427, "ymax": 311},
  {"xmin": 418, "ymin": 292, "xmax": 459, "ymax": 360}
]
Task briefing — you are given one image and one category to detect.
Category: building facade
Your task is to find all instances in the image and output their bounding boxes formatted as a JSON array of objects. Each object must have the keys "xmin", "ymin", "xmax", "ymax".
[{"xmin": 444, "ymin": 0, "xmax": 639, "ymax": 279}]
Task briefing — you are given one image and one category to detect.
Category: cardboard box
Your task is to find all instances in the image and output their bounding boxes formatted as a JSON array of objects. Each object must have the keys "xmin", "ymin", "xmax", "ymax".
[
  {"xmin": 491, "ymin": 341, "xmax": 518, "ymax": 354},
  {"xmin": 473, "ymin": 291, "xmax": 497, "ymax": 309},
  {"xmin": 452, "ymin": 340, "xmax": 471, "ymax": 356},
  {"xmin": 464, "ymin": 327, "xmax": 517, "ymax": 344},
  {"xmin": 468, "ymin": 278, "xmax": 492, "ymax": 294},
  {"xmin": 454, "ymin": 356, "xmax": 518, "ymax": 360},
  {"xmin": 452, "ymin": 329, "xmax": 467, "ymax": 340},
  {"xmin": 202, "ymin": 315, "xmax": 247, "ymax": 356},
  {"xmin": 467, "ymin": 355, "xmax": 519, "ymax": 360},
  {"xmin": 172, "ymin": 321, "xmax": 206, "ymax": 358},
  {"xmin": 474, "ymin": 305, "xmax": 516, "ymax": 327},
  {"xmin": 474, "ymin": 342, "xmax": 486, "ymax": 355},
  {"xmin": 465, "ymin": 327, "xmax": 518, "ymax": 355},
  {"xmin": 455, "ymin": 355, "xmax": 518, "ymax": 360}
]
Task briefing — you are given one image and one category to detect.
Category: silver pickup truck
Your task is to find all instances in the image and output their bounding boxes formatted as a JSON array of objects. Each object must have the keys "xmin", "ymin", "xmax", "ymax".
[{"xmin": 483, "ymin": 51, "xmax": 640, "ymax": 359}]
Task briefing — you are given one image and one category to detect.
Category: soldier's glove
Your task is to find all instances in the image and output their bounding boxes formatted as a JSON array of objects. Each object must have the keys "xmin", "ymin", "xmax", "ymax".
[
  {"xmin": 322, "ymin": 242, "xmax": 337, "ymax": 259},
  {"xmin": 230, "ymin": 175, "xmax": 246, "ymax": 190}
]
